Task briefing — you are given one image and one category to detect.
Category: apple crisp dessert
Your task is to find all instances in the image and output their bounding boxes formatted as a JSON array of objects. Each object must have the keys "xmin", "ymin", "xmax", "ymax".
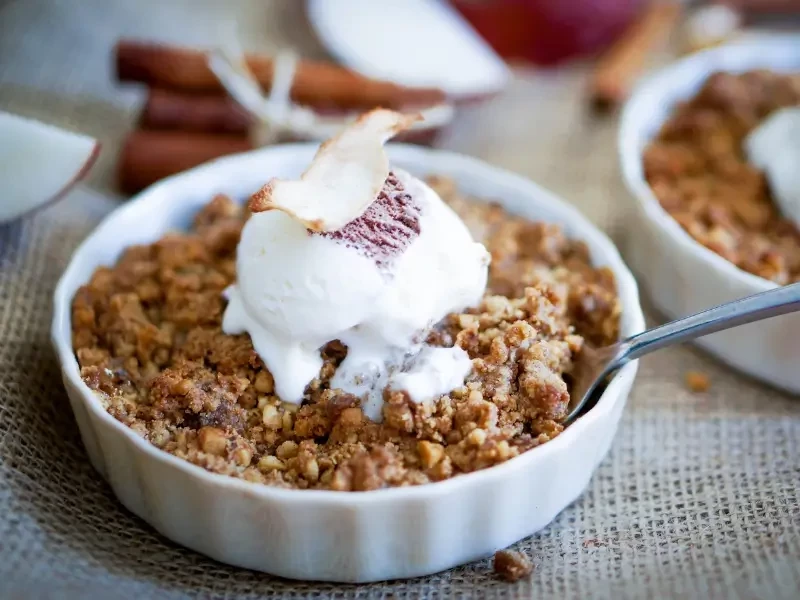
[{"xmin": 71, "ymin": 177, "xmax": 620, "ymax": 491}]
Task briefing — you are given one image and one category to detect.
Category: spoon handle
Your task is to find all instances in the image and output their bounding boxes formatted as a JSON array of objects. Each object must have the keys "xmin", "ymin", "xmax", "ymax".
[{"xmin": 621, "ymin": 282, "xmax": 800, "ymax": 363}]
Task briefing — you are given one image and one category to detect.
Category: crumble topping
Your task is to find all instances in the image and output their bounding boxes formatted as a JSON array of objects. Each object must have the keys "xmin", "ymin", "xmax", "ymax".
[
  {"xmin": 685, "ymin": 370, "xmax": 710, "ymax": 393},
  {"xmin": 71, "ymin": 178, "xmax": 620, "ymax": 491},
  {"xmin": 644, "ymin": 70, "xmax": 800, "ymax": 284}
]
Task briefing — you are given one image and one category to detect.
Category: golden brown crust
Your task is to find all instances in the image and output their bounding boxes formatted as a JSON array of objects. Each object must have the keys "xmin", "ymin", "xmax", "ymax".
[
  {"xmin": 71, "ymin": 180, "xmax": 620, "ymax": 491},
  {"xmin": 644, "ymin": 70, "xmax": 800, "ymax": 284},
  {"xmin": 248, "ymin": 180, "xmax": 276, "ymax": 214}
]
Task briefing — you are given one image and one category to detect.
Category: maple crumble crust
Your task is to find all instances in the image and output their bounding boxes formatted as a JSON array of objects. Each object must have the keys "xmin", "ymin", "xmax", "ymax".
[
  {"xmin": 71, "ymin": 177, "xmax": 620, "ymax": 491},
  {"xmin": 644, "ymin": 70, "xmax": 800, "ymax": 284}
]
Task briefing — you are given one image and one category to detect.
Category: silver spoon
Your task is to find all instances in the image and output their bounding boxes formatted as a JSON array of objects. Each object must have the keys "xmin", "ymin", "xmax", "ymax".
[{"xmin": 566, "ymin": 282, "xmax": 800, "ymax": 424}]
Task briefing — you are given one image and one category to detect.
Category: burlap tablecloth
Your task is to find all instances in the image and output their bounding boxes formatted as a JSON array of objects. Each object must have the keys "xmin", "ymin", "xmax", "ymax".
[{"xmin": 1, "ymin": 1, "xmax": 798, "ymax": 598}]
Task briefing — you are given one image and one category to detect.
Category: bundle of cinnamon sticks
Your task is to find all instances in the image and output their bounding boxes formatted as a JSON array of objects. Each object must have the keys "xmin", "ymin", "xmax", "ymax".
[{"xmin": 117, "ymin": 40, "xmax": 447, "ymax": 194}]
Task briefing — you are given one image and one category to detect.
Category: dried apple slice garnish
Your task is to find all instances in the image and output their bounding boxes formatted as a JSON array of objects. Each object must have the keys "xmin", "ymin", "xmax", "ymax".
[{"xmin": 249, "ymin": 109, "xmax": 421, "ymax": 231}]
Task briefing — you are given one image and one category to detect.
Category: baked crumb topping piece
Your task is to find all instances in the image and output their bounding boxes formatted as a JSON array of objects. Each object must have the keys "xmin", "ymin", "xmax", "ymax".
[
  {"xmin": 71, "ymin": 179, "xmax": 620, "ymax": 491},
  {"xmin": 493, "ymin": 549, "xmax": 533, "ymax": 582},
  {"xmin": 644, "ymin": 70, "xmax": 800, "ymax": 284},
  {"xmin": 685, "ymin": 370, "xmax": 710, "ymax": 393}
]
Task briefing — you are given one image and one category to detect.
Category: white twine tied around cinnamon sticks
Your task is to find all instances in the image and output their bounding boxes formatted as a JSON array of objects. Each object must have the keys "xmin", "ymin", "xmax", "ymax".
[{"xmin": 207, "ymin": 37, "xmax": 454, "ymax": 146}]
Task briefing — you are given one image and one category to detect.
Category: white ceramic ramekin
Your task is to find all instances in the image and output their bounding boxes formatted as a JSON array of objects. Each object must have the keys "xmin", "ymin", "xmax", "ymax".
[
  {"xmin": 52, "ymin": 144, "xmax": 644, "ymax": 582},
  {"xmin": 619, "ymin": 36, "xmax": 800, "ymax": 394}
]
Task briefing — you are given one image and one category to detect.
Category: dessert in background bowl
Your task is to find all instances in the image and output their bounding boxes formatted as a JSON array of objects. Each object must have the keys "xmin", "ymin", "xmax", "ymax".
[
  {"xmin": 620, "ymin": 35, "xmax": 800, "ymax": 393},
  {"xmin": 645, "ymin": 71, "xmax": 800, "ymax": 284},
  {"xmin": 54, "ymin": 112, "xmax": 643, "ymax": 580}
]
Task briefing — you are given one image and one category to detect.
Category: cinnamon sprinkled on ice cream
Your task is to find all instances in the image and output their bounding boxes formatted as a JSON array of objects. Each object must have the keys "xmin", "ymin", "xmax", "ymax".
[{"xmin": 318, "ymin": 171, "xmax": 421, "ymax": 266}]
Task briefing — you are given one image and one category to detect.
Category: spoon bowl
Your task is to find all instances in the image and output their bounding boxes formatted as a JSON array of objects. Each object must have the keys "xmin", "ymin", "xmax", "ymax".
[{"xmin": 566, "ymin": 282, "xmax": 800, "ymax": 424}]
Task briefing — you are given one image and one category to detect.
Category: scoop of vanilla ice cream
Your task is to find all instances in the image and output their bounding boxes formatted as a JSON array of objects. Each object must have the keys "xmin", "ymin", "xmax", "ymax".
[
  {"xmin": 745, "ymin": 107, "xmax": 800, "ymax": 227},
  {"xmin": 223, "ymin": 110, "xmax": 489, "ymax": 420},
  {"xmin": 326, "ymin": 170, "xmax": 488, "ymax": 419},
  {"xmin": 223, "ymin": 169, "xmax": 488, "ymax": 417}
]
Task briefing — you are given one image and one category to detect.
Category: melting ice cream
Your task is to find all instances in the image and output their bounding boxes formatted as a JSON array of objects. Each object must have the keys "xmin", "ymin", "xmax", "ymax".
[
  {"xmin": 745, "ymin": 106, "xmax": 800, "ymax": 228},
  {"xmin": 223, "ymin": 110, "xmax": 489, "ymax": 420}
]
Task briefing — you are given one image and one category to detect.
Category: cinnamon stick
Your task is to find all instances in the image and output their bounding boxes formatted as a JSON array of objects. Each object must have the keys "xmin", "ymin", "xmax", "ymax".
[
  {"xmin": 139, "ymin": 88, "xmax": 444, "ymax": 140},
  {"xmin": 118, "ymin": 127, "xmax": 440, "ymax": 194},
  {"xmin": 590, "ymin": 2, "xmax": 682, "ymax": 111},
  {"xmin": 116, "ymin": 40, "xmax": 447, "ymax": 111},
  {"xmin": 118, "ymin": 130, "xmax": 252, "ymax": 194},
  {"xmin": 140, "ymin": 88, "xmax": 253, "ymax": 134}
]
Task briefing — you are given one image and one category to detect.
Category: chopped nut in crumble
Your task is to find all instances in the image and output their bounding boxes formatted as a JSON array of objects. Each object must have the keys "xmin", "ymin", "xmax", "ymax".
[
  {"xmin": 71, "ymin": 181, "xmax": 620, "ymax": 491},
  {"xmin": 493, "ymin": 549, "xmax": 533, "ymax": 582},
  {"xmin": 644, "ymin": 70, "xmax": 800, "ymax": 284},
  {"xmin": 685, "ymin": 370, "xmax": 710, "ymax": 393}
]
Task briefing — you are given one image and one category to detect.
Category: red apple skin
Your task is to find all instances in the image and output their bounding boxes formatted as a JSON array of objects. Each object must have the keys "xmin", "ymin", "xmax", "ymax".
[
  {"xmin": 3, "ymin": 141, "xmax": 101, "ymax": 224},
  {"xmin": 451, "ymin": 0, "xmax": 645, "ymax": 66}
]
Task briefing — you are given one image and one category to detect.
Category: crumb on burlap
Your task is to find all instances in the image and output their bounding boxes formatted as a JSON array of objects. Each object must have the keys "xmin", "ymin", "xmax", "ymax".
[
  {"xmin": 493, "ymin": 549, "xmax": 533, "ymax": 582},
  {"xmin": 685, "ymin": 370, "xmax": 710, "ymax": 393}
]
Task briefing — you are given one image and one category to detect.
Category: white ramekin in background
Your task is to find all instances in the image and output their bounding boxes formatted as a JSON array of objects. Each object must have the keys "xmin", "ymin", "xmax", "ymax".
[
  {"xmin": 619, "ymin": 36, "xmax": 800, "ymax": 394},
  {"xmin": 52, "ymin": 144, "xmax": 644, "ymax": 582}
]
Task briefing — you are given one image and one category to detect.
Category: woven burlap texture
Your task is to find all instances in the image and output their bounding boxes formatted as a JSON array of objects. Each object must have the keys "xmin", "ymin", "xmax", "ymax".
[{"xmin": 1, "ymin": 1, "xmax": 799, "ymax": 598}]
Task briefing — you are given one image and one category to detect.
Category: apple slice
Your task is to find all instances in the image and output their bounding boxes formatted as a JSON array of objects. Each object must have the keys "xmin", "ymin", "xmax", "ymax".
[
  {"xmin": 0, "ymin": 111, "xmax": 100, "ymax": 223},
  {"xmin": 249, "ymin": 109, "xmax": 420, "ymax": 231}
]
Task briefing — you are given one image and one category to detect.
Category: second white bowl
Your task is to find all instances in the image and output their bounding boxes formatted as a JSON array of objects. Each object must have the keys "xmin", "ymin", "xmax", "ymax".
[{"xmin": 619, "ymin": 36, "xmax": 800, "ymax": 393}]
